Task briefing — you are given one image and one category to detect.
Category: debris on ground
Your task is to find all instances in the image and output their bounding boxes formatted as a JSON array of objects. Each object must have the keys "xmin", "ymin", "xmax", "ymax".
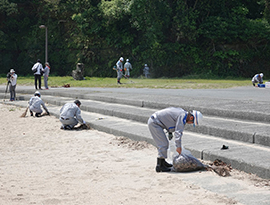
[
  {"xmin": 73, "ymin": 123, "xmax": 91, "ymax": 130},
  {"xmin": 207, "ymin": 159, "xmax": 232, "ymax": 177}
]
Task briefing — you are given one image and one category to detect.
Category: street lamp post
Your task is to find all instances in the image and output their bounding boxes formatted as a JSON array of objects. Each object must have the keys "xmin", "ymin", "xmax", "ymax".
[{"xmin": 39, "ymin": 25, "xmax": 48, "ymax": 63}]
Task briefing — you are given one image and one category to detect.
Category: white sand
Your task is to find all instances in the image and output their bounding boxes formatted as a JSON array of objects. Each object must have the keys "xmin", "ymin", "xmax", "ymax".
[{"xmin": 0, "ymin": 104, "xmax": 269, "ymax": 205}]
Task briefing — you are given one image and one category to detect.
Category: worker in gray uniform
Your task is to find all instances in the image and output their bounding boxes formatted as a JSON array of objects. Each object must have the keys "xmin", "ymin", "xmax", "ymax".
[
  {"xmin": 251, "ymin": 73, "xmax": 263, "ymax": 86},
  {"xmin": 116, "ymin": 57, "xmax": 124, "ymax": 84},
  {"xmin": 148, "ymin": 107, "xmax": 203, "ymax": 172},
  {"xmin": 60, "ymin": 100, "xmax": 86, "ymax": 130},
  {"xmin": 124, "ymin": 59, "xmax": 132, "ymax": 78},
  {"xmin": 29, "ymin": 91, "xmax": 50, "ymax": 117}
]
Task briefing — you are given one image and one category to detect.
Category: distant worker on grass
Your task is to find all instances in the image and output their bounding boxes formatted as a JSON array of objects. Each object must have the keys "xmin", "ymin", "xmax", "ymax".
[
  {"xmin": 115, "ymin": 57, "xmax": 124, "ymax": 84},
  {"xmin": 124, "ymin": 59, "xmax": 132, "ymax": 78},
  {"xmin": 252, "ymin": 73, "xmax": 263, "ymax": 86},
  {"xmin": 143, "ymin": 64, "xmax": 150, "ymax": 78}
]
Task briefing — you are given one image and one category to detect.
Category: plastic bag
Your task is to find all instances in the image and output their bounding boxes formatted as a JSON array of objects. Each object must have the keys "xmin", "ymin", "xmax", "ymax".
[{"xmin": 172, "ymin": 148, "xmax": 206, "ymax": 172}]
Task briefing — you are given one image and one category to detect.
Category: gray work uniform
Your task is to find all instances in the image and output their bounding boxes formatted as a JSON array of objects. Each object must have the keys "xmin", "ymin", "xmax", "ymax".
[
  {"xmin": 43, "ymin": 65, "xmax": 50, "ymax": 89},
  {"xmin": 116, "ymin": 60, "xmax": 123, "ymax": 80},
  {"xmin": 148, "ymin": 107, "xmax": 188, "ymax": 158},
  {"xmin": 124, "ymin": 62, "xmax": 132, "ymax": 77},
  {"xmin": 29, "ymin": 96, "xmax": 49, "ymax": 114},
  {"xmin": 143, "ymin": 66, "xmax": 150, "ymax": 78},
  {"xmin": 252, "ymin": 74, "xmax": 263, "ymax": 84},
  {"xmin": 60, "ymin": 102, "xmax": 84, "ymax": 128}
]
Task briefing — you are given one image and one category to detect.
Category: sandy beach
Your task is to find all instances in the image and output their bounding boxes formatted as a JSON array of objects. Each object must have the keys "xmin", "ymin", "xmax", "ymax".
[{"xmin": 0, "ymin": 103, "xmax": 269, "ymax": 205}]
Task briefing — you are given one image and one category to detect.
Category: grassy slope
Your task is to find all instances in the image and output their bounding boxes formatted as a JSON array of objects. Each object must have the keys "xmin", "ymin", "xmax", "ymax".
[{"xmin": 0, "ymin": 76, "xmax": 251, "ymax": 89}]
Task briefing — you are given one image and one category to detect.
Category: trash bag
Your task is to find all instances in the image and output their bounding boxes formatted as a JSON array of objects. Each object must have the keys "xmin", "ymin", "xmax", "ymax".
[{"xmin": 172, "ymin": 148, "xmax": 206, "ymax": 172}]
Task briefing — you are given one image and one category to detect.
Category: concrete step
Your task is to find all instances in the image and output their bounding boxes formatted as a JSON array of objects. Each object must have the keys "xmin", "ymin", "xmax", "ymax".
[
  {"xmin": 2, "ymin": 99, "xmax": 270, "ymax": 179},
  {"xmin": 3, "ymin": 93, "xmax": 270, "ymax": 148},
  {"xmin": 3, "ymin": 87, "xmax": 270, "ymax": 122}
]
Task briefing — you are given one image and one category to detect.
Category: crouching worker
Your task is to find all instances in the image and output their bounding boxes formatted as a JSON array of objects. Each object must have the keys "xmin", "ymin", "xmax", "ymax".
[
  {"xmin": 148, "ymin": 108, "xmax": 203, "ymax": 172},
  {"xmin": 252, "ymin": 73, "xmax": 263, "ymax": 86},
  {"xmin": 29, "ymin": 91, "xmax": 50, "ymax": 117},
  {"xmin": 60, "ymin": 100, "xmax": 86, "ymax": 130}
]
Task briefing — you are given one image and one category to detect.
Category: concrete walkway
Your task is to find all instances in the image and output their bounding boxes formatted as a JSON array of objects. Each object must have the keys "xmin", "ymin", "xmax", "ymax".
[{"xmin": 1, "ymin": 85, "xmax": 270, "ymax": 179}]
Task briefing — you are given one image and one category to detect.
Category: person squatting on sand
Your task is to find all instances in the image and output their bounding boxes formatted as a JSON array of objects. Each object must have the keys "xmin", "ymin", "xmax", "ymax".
[
  {"xmin": 148, "ymin": 107, "xmax": 203, "ymax": 172},
  {"xmin": 29, "ymin": 91, "xmax": 50, "ymax": 117},
  {"xmin": 59, "ymin": 100, "xmax": 86, "ymax": 130}
]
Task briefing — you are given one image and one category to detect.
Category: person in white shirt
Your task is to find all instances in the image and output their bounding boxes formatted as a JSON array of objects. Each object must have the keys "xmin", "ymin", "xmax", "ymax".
[
  {"xmin": 59, "ymin": 100, "xmax": 86, "ymax": 130},
  {"xmin": 29, "ymin": 91, "xmax": 50, "ymax": 117},
  {"xmin": 7, "ymin": 68, "xmax": 17, "ymax": 101},
  {"xmin": 32, "ymin": 59, "xmax": 44, "ymax": 90}
]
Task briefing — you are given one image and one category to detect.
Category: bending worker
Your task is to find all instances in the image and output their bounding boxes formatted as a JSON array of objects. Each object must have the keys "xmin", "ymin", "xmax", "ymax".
[
  {"xmin": 148, "ymin": 107, "xmax": 203, "ymax": 172},
  {"xmin": 252, "ymin": 73, "xmax": 263, "ymax": 86},
  {"xmin": 29, "ymin": 91, "xmax": 50, "ymax": 117},
  {"xmin": 60, "ymin": 100, "xmax": 86, "ymax": 130}
]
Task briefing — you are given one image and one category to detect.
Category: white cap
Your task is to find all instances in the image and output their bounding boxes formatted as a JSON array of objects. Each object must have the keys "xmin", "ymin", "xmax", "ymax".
[
  {"xmin": 192, "ymin": 110, "xmax": 203, "ymax": 127},
  {"xmin": 260, "ymin": 73, "xmax": 263, "ymax": 78},
  {"xmin": 34, "ymin": 91, "xmax": 41, "ymax": 96},
  {"xmin": 10, "ymin": 69, "xmax": 15, "ymax": 73},
  {"xmin": 126, "ymin": 59, "xmax": 129, "ymax": 62},
  {"xmin": 145, "ymin": 64, "xmax": 147, "ymax": 66},
  {"xmin": 120, "ymin": 57, "xmax": 124, "ymax": 61}
]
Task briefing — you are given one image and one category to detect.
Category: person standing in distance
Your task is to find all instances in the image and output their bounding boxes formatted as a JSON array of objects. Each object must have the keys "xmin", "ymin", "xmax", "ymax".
[
  {"xmin": 143, "ymin": 64, "xmax": 150, "ymax": 78},
  {"xmin": 8, "ymin": 68, "xmax": 17, "ymax": 101},
  {"xmin": 124, "ymin": 59, "xmax": 132, "ymax": 78},
  {"xmin": 43, "ymin": 62, "xmax": 50, "ymax": 90},
  {"xmin": 116, "ymin": 57, "xmax": 124, "ymax": 84},
  {"xmin": 32, "ymin": 59, "xmax": 44, "ymax": 90},
  {"xmin": 148, "ymin": 108, "xmax": 203, "ymax": 172},
  {"xmin": 59, "ymin": 100, "xmax": 86, "ymax": 130}
]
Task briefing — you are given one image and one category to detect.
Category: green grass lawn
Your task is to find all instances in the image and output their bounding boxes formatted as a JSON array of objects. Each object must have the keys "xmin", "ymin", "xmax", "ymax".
[{"xmin": 0, "ymin": 76, "xmax": 251, "ymax": 89}]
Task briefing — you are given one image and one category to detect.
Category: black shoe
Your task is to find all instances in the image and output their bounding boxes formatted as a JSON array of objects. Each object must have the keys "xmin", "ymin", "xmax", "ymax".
[
  {"xmin": 30, "ymin": 111, "xmax": 33, "ymax": 116},
  {"xmin": 163, "ymin": 160, "xmax": 173, "ymax": 168},
  {"xmin": 35, "ymin": 113, "xmax": 41, "ymax": 117},
  {"xmin": 156, "ymin": 158, "xmax": 171, "ymax": 172},
  {"xmin": 64, "ymin": 125, "xmax": 72, "ymax": 130}
]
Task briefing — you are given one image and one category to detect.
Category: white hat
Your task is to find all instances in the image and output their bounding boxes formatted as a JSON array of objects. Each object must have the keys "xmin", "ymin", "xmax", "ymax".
[
  {"xmin": 34, "ymin": 91, "xmax": 41, "ymax": 96},
  {"xmin": 260, "ymin": 73, "xmax": 263, "ymax": 78},
  {"xmin": 192, "ymin": 110, "xmax": 203, "ymax": 127},
  {"xmin": 145, "ymin": 64, "xmax": 147, "ymax": 66},
  {"xmin": 126, "ymin": 59, "xmax": 129, "ymax": 62},
  {"xmin": 10, "ymin": 69, "xmax": 15, "ymax": 73},
  {"xmin": 120, "ymin": 57, "xmax": 124, "ymax": 61}
]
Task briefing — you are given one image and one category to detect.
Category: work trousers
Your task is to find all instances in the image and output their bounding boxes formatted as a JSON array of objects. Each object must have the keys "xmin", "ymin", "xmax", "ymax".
[
  {"xmin": 44, "ymin": 75, "xmax": 48, "ymax": 89},
  {"xmin": 60, "ymin": 117, "xmax": 78, "ymax": 128},
  {"xmin": 148, "ymin": 115, "xmax": 169, "ymax": 159},
  {"xmin": 34, "ymin": 74, "xmax": 42, "ymax": 89},
  {"xmin": 9, "ymin": 84, "xmax": 16, "ymax": 100}
]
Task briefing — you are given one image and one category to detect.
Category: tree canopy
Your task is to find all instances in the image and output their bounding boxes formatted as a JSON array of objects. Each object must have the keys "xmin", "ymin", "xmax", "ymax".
[{"xmin": 0, "ymin": 0, "xmax": 270, "ymax": 78}]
